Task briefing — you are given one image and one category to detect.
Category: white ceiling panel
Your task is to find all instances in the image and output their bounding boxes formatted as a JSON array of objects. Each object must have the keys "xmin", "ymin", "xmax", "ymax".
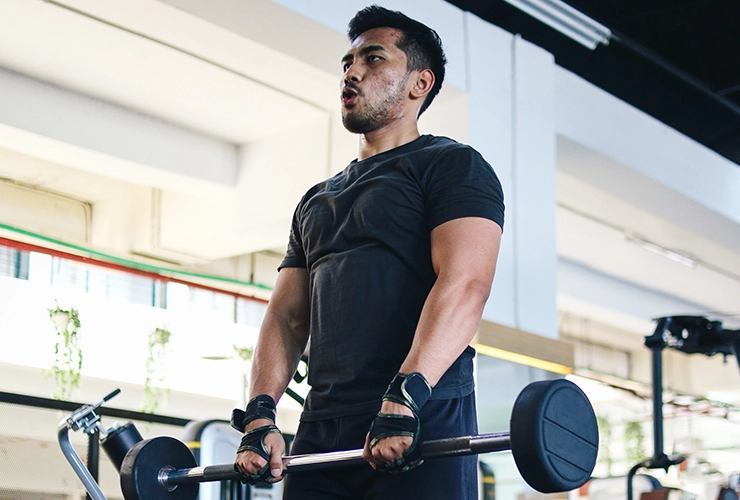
[{"xmin": 0, "ymin": 0, "xmax": 332, "ymax": 143}]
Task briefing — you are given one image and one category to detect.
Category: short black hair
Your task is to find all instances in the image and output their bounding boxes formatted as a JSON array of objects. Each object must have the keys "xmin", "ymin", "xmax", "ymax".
[{"xmin": 347, "ymin": 5, "xmax": 446, "ymax": 116}]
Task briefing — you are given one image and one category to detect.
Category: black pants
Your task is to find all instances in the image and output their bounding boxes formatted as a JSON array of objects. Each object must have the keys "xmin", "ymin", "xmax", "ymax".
[{"xmin": 283, "ymin": 394, "xmax": 478, "ymax": 500}]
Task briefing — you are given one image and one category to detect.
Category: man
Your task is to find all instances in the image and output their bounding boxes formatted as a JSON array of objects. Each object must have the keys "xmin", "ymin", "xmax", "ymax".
[{"xmin": 234, "ymin": 5, "xmax": 504, "ymax": 499}]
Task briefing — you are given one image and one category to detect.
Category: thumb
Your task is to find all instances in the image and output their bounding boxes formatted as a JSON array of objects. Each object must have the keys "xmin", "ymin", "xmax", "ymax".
[
  {"xmin": 270, "ymin": 453, "xmax": 283, "ymax": 478},
  {"xmin": 267, "ymin": 436, "xmax": 285, "ymax": 478}
]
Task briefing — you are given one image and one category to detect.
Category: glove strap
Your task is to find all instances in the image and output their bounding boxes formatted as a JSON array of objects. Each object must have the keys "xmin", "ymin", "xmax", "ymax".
[
  {"xmin": 231, "ymin": 394, "xmax": 277, "ymax": 432},
  {"xmin": 382, "ymin": 372, "xmax": 432, "ymax": 415}
]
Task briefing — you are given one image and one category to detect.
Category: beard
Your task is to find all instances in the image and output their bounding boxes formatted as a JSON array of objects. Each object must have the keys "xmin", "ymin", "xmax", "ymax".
[
  {"xmin": 341, "ymin": 77, "xmax": 409, "ymax": 134},
  {"xmin": 342, "ymin": 103, "xmax": 390, "ymax": 134}
]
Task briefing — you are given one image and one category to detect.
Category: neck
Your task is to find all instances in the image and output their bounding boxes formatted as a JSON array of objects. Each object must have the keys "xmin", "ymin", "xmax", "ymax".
[{"xmin": 357, "ymin": 119, "xmax": 420, "ymax": 161}]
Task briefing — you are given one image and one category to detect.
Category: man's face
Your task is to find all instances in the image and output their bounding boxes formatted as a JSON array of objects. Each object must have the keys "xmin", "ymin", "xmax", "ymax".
[{"xmin": 340, "ymin": 27, "xmax": 413, "ymax": 134}]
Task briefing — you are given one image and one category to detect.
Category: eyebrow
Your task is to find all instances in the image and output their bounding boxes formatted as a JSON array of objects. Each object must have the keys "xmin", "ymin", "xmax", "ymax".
[{"xmin": 341, "ymin": 44, "xmax": 389, "ymax": 64}]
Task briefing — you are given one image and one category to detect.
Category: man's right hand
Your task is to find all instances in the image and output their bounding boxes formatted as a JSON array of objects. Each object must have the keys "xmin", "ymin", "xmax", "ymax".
[{"xmin": 234, "ymin": 418, "xmax": 286, "ymax": 484}]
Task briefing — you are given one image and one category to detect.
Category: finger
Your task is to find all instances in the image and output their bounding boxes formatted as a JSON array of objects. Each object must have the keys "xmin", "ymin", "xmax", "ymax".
[
  {"xmin": 265, "ymin": 433, "xmax": 286, "ymax": 478},
  {"xmin": 374, "ymin": 436, "xmax": 411, "ymax": 462},
  {"xmin": 371, "ymin": 439, "xmax": 391, "ymax": 463},
  {"xmin": 235, "ymin": 451, "xmax": 267, "ymax": 474},
  {"xmin": 362, "ymin": 434, "xmax": 378, "ymax": 469}
]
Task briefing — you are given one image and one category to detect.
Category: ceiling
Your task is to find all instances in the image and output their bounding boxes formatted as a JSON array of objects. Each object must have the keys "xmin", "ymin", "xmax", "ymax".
[
  {"xmin": 446, "ymin": 0, "xmax": 740, "ymax": 168},
  {"xmin": 0, "ymin": 0, "xmax": 333, "ymax": 143}
]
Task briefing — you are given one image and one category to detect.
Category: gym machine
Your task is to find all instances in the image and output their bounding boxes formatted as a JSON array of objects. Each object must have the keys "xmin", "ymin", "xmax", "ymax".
[{"xmin": 628, "ymin": 315, "xmax": 740, "ymax": 500}]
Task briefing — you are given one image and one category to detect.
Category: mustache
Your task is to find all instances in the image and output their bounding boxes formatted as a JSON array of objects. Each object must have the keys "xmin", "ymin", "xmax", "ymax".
[{"xmin": 343, "ymin": 83, "xmax": 362, "ymax": 96}]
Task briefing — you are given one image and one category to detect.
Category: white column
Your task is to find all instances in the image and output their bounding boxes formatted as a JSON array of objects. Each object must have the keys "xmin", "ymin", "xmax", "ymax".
[
  {"xmin": 510, "ymin": 36, "xmax": 557, "ymax": 338},
  {"xmin": 466, "ymin": 15, "xmax": 558, "ymax": 338},
  {"xmin": 466, "ymin": 13, "xmax": 516, "ymax": 327}
]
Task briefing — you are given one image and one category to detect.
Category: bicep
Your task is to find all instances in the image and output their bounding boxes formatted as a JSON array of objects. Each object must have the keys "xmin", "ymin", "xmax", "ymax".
[{"xmin": 430, "ymin": 217, "xmax": 502, "ymax": 287}]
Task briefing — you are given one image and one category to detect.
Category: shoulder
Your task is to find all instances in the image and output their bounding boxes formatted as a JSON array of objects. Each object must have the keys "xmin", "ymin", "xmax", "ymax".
[
  {"xmin": 419, "ymin": 135, "xmax": 488, "ymax": 164},
  {"xmin": 413, "ymin": 136, "xmax": 494, "ymax": 179},
  {"xmin": 291, "ymin": 176, "xmax": 335, "ymax": 222},
  {"xmin": 300, "ymin": 171, "xmax": 343, "ymax": 203},
  {"xmin": 419, "ymin": 134, "xmax": 465, "ymax": 152}
]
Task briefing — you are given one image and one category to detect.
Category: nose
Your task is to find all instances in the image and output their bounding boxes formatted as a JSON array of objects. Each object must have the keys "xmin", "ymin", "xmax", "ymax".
[{"xmin": 344, "ymin": 62, "xmax": 362, "ymax": 84}]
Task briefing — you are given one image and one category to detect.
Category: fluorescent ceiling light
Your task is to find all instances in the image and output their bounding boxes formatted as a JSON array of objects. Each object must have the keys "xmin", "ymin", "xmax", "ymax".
[
  {"xmin": 503, "ymin": 0, "xmax": 612, "ymax": 50},
  {"xmin": 625, "ymin": 233, "xmax": 698, "ymax": 268}
]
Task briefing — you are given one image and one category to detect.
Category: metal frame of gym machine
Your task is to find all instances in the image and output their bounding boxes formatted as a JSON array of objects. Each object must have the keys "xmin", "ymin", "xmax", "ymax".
[{"xmin": 628, "ymin": 315, "xmax": 740, "ymax": 500}]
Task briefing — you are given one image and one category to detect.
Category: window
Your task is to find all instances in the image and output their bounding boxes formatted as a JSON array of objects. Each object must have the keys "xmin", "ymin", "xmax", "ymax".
[{"xmin": 0, "ymin": 246, "xmax": 29, "ymax": 280}]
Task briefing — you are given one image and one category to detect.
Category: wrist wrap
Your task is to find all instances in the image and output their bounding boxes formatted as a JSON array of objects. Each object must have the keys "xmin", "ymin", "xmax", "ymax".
[
  {"xmin": 368, "ymin": 372, "xmax": 432, "ymax": 474},
  {"xmin": 231, "ymin": 394, "xmax": 277, "ymax": 432},
  {"xmin": 235, "ymin": 424, "xmax": 282, "ymax": 485},
  {"xmin": 382, "ymin": 371, "xmax": 432, "ymax": 414}
]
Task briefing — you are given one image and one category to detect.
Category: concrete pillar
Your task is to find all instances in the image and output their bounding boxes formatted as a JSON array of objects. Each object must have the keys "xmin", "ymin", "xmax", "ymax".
[{"xmin": 467, "ymin": 15, "xmax": 558, "ymax": 338}]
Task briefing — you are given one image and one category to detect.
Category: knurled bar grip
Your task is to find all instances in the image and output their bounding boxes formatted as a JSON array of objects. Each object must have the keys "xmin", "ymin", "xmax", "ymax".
[{"xmin": 162, "ymin": 431, "xmax": 510, "ymax": 487}]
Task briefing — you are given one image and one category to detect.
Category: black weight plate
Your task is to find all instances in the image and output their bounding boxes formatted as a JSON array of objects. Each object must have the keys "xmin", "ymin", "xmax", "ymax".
[
  {"xmin": 510, "ymin": 379, "xmax": 598, "ymax": 493},
  {"xmin": 120, "ymin": 436, "xmax": 199, "ymax": 500}
]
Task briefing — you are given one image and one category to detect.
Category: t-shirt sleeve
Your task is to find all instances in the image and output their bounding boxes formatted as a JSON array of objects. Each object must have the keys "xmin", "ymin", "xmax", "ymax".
[
  {"xmin": 424, "ymin": 145, "xmax": 505, "ymax": 231},
  {"xmin": 278, "ymin": 201, "xmax": 308, "ymax": 270}
]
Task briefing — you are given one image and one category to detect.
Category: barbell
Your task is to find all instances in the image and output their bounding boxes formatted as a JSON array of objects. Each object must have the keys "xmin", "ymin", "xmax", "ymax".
[{"xmin": 118, "ymin": 379, "xmax": 598, "ymax": 500}]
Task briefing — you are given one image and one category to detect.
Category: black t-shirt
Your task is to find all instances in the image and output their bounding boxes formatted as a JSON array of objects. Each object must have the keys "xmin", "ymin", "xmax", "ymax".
[{"xmin": 280, "ymin": 135, "xmax": 505, "ymax": 420}]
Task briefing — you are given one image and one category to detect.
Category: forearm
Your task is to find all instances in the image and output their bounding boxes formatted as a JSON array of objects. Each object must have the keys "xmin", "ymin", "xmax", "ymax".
[
  {"xmin": 246, "ymin": 267, "xmax": 310, "ymax": 404},
  {"xmin": 234, "ymin": 271, "xmax": 307, "ymax": 479},
  {"xmin": 365, "ymin": 219, "xmax": 500, "ymax": 468},
  {"xmin": 249, "ymin": 311, "xmax": 308, "ymax": 402},
  {"xmin": 399, "ymin": 274, "xmax": 490, "ymax": 387},
  {"xmin": 367, "ymin": 275, "xmax": 491, "ymax": 468}
]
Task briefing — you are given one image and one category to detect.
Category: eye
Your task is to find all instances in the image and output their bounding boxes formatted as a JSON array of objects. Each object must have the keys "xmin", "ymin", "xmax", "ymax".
[
  {"xmin": 342, "ymin": 61, "xmax": 352, "ymax": 72},
  {"xmin": 367, "ymin": 54, "xmax": 382, "ymax": 63}
]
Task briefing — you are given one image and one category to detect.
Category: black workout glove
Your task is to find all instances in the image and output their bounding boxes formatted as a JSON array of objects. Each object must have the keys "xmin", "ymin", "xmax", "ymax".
[
  {"xmin": 368, "ymin": 372, "xmax": 432, "ymax": 474},
  {"xmin": 235, "ymin": 424, "xmax": 282, "ymax": 485},
  {"xmin": 232, "ymin": 395, "xmax": 282, "ymax": 486}
]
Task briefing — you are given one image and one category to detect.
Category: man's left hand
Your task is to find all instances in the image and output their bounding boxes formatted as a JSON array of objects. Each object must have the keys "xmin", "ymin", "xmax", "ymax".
[
  {"xmin": 362, "ymin": 400, "xmax": 415, "ymax": 468},
  {"xmin": 363, "ymin": 372, "xmax": 431, "ymax": 474}
]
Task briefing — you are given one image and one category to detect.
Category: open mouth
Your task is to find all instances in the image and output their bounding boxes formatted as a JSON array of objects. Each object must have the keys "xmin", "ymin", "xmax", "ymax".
[{"xmin": 341, "ymin": 87, "xmax": 359, "ymax": 106}]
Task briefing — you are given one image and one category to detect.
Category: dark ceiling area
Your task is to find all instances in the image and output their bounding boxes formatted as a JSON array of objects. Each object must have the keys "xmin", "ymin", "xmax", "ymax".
[{"xmin": 447, "ymin": 0, "xmax": 740, "ymax": 167}]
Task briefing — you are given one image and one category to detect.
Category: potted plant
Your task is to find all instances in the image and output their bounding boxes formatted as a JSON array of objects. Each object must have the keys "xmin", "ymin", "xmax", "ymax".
[
  {"xmin": 233, "ymin": 345, "xmax": 254, "ymax": 407},
  {"xmin": 596, "ymin": 415, "xmax": 613, "ymax": 475},
  {"xmin": 233, "ymin": 345, "xmax": 254, "ymax": 363},
  {"xmin": 142, "ymin": 326, "xmax": 172, "ymax": 413},
  {"xmin": 625, "ymin": 420, "xmax": 647, "ymax": 464},
  {"xmin": 48, "ymin": 302, "xmax": 83, "ymax": 400}
]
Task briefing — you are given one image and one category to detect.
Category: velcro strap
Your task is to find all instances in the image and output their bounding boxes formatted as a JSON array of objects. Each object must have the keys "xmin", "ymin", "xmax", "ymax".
[
  {"xmin": 382, "ymin": 372, "xmax": 432, "ymax": 415},
  {"xmin": 231, "ymin": 394, "xmax": 277, "ymax": 432},
  {"xmin": 235, "ymin": 424, "xmax": 281, "ymax": 485}
]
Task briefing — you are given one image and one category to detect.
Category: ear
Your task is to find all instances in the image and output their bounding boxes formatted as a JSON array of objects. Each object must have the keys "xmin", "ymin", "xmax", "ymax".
[{"xmin": 409, "ymin": 68, "xmax": 435, "ymax": 101}]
